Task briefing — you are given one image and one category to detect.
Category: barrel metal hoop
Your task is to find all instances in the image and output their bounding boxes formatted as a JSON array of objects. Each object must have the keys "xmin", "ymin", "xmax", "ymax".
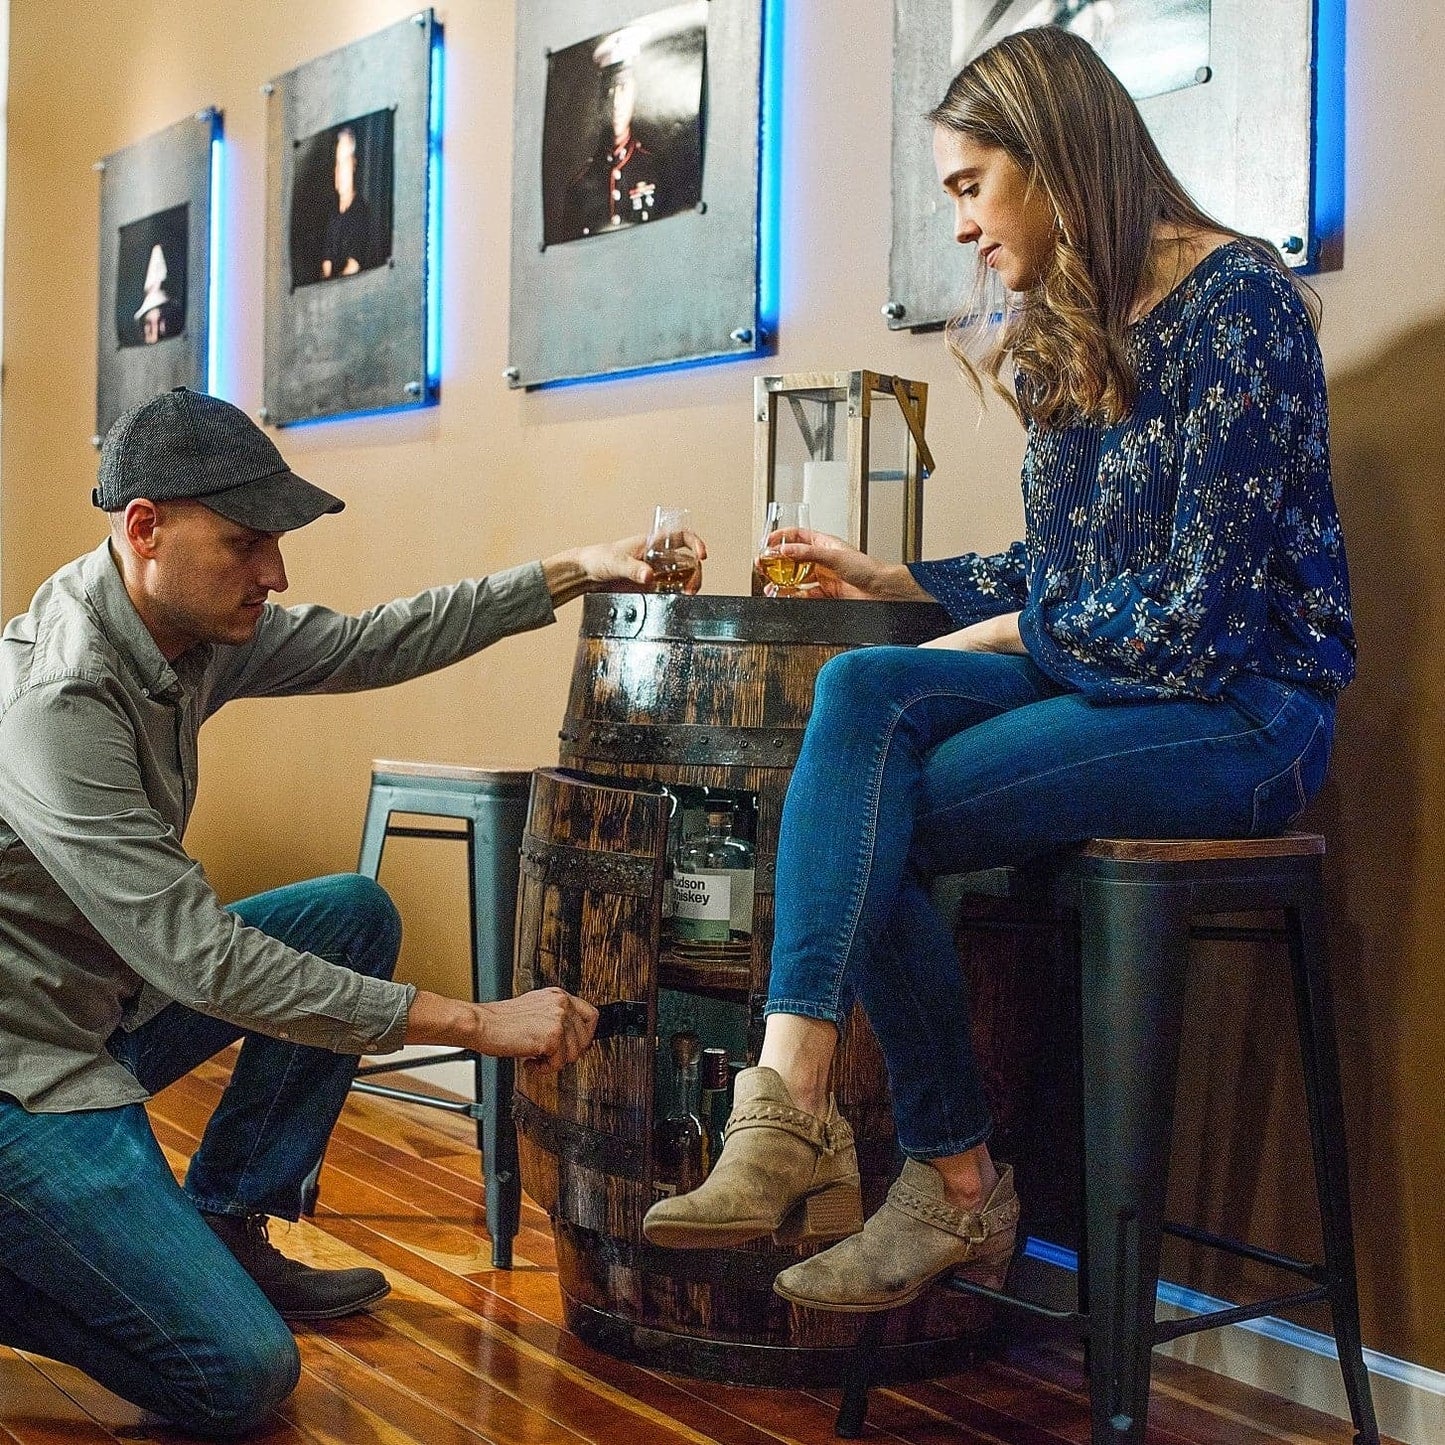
[
  {"xmin": 553, "ymin": 1217, "xmax": 803, "ymax": 1290},
  {"xmin": 582, "ymin": 592, "xmax": 951, "ymax": 646},
  {"xmin": 520, "ymin": 835, "xmax": 657, "ymax": 897},
  {"xmin": 564, "ymin": 721, "xmax": 802, "ymax": 768},
  {"xmin": 513, "ymin": 1093, "xmax": 648, "ymax": 1178}
]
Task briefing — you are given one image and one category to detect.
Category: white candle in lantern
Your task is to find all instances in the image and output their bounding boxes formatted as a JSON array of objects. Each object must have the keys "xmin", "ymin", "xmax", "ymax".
[{"xmin": 801, "ymin": 460, "xmax": 850, "ymax": 540}]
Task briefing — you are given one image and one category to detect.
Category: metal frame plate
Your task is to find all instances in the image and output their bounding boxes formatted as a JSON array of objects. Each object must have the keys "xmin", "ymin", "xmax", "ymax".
[
  {"xmin": 94, "ymin": 110, "xmax": 218, "ymax": 442},
  {"xmin": 508, "ymin": 0, "xmax": 766, "ymax": 388},
  {"xmin": 262, "ymin": 11, "xmax": 436, "ymax": 426},
  {"xmin": 888, "ymin": 0, "xmax": 1323, "ymax": 331}
]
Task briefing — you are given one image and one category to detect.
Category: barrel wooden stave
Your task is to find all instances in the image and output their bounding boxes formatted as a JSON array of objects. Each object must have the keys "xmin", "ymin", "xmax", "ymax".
[{"xmin": 514, "ymin": 769, "xmax": 667, "ymax": 1243}]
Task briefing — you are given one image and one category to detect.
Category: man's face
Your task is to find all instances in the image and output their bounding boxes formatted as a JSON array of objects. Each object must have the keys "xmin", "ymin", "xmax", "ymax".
[
  {"xmin": 334, "ymin": 131, "xmax": 357, "ymax": 197},
  {"xmin": 610, "ymin": 67, "xmax": 637, "ymax": 138},
  {"xmin": 138, "ymin": 500, "xmax": 289, "ymax": 657}
]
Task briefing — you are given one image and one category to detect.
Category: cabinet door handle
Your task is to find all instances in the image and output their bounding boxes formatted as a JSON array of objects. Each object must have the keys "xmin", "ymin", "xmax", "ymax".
[{"xmin": 592, "ymin": 999, "xmax": 649, "ymax": 1041}]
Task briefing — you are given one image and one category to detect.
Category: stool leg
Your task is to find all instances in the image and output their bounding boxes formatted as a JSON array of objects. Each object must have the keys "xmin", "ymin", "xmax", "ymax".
[
  {"xmin": 357, "ymin": 785, "xmax": 395, "ymax": 879},
  {"xmin": 300, "ymin": 783, "xmax": 397, "ymax": 1217},
  {"xmin": 470, "ymin": 796, "xmax": 526, "ymax": 1270},
  {"xmin": 1288, "ymin": 886, "xmax": 1380, "ymax": 1445},
  {"xmin": 834, "ymin": 1312, "xmax": 885, "ymax": 1436},
  {"xmin": 1078, "ymin": 877, "xmax": 1191, "ymax": 1445}
]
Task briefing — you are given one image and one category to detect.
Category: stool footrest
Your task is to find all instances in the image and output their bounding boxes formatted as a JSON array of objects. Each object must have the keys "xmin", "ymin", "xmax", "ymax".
[
  {"xmin": 350, "ymin": 1078, "xmax": 482, "ymax": 1119},
  {"xmin": 1152, "ymin": 1286, "xmax": 1330, "ymax": 1345},
  {"xmin": 1162, "ymin": 1219, "xmax": 1325, "ymax": 1280},
  {"xmin": 942, "ymin": 1273, "xmax": 1086, "ymax": 1329},
  {"xmin": 384, "ymin": 824, "xmax": 470, "ymax": 841},
  {"xmin": 355, "ymin": 1050, "xmax": 473, "ymax": 1078}
]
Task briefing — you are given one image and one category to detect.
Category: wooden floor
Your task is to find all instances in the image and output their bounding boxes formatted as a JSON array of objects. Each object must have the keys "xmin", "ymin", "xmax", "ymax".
[{"xmin": 0, "ymin": 1055, "xmax": 1388, "ymax": 1445}]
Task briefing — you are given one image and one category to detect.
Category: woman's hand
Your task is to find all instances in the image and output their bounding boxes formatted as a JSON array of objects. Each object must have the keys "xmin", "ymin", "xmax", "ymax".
[
  {"xmin": 766, "ymin": 530, "xmax": 929, "ymax": 601},
  {"xmin": 918, "ymin": 611, "xmax": 1026, "ymax": 653}
]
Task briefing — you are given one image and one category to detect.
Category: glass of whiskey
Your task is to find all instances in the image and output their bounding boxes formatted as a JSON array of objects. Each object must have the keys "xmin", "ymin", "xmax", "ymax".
[
  {"xmin": 755, "ymin": 500, "xmax": 814, "ymax": 596},
  {"xmin": 644, "ymin": 505, "xmax": 701, "ymax": 594}
]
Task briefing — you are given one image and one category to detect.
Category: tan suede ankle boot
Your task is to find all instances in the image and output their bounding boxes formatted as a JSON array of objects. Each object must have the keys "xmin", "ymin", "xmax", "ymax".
[
  {"xmin": 771, "ymin": 1158, "xmax": 1019, "ymax": 1312},
  {"xmin": 642, "ymin": 1066, "xmax": 863, "ymax": 1249}
]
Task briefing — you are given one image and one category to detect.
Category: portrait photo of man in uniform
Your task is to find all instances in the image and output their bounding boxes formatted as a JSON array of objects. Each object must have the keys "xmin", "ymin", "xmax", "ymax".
[
  {"xmin": 541, "ymin": 1, "xmax": 706, "ymax": 247},
  {"xmin": 114, "ymin": 205, "xmax": 188, "ymax": 349},
  {"xmin": 288, "ymin": 109, "xmax": 395, "ymax": 289},
  {"xmin": 952, "ymin": 0, "xmax": 1212, "ymax": 101}
]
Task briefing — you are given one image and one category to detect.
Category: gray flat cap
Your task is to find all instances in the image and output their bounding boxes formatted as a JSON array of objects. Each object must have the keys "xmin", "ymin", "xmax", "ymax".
[{"xmin": 93, "ymin": 387, "xmax": 344, "ymax": 532}]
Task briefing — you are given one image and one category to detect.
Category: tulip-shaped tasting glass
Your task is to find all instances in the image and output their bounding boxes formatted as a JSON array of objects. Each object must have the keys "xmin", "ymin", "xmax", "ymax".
[
  {"xmin": 754, "ymin": 500, "xmax": 814, "ymax": 597},
  {"xmin": 643, "ymin": 505, "xmax": 700, "ymax": 594}
]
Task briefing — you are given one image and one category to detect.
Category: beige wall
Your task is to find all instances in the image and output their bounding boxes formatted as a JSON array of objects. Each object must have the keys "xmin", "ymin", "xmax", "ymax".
[{"xmin": 3, "ymin": 0, "xmax": 1442, "ymax": 1373}]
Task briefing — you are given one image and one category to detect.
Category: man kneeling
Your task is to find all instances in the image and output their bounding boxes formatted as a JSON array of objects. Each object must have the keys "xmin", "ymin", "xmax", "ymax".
[{"xmin": 0, "ymin": 388, "xmax": 704, "ymax": 1434}]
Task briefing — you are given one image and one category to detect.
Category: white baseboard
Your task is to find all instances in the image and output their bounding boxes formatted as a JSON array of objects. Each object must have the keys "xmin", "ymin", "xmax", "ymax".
[
  {"xmin": 1156, "ymin": 1280, "xmax": 1445, "ymax": 1445},
  {"xmin": 1024, "ymin": 1240, "xmax": 1444, "ymax": 1445}
]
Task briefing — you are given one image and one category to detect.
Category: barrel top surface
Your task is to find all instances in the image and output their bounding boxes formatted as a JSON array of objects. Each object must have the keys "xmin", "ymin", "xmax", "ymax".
[
  {"xmin": 580, "ymin": 590, "xmax": 950, "ymax": 646},
  {"xmin": 1077, "ymin": 833, "xmax": 1324, "ymax": 862},
  {"xmin": 371, "ymin": 760, "xmax": 538, "ymax": 785}
]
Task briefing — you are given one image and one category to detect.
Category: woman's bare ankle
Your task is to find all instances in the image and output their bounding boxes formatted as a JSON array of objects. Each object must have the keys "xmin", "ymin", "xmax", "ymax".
[
  {"xmin": 756, "ymin": 1014, "xmax": 837, "ymax": 1119},
  {"xmin": 759, "ymin": 1064, "xmax": 827, "ymax": 1118},
  {"xmin": 931, "ymin": 1148, "xmax": 999, "ymax": 1213}
]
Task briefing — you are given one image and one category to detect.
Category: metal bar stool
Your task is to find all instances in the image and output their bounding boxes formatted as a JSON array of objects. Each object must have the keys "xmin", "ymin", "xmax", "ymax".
[
  {"xmin": 307, "ymin": 760, "xmax": 532, "ymax": 1268},
  {"xmin": 836, "ymin": 834, "xmax": 1379, "ymax": 1445}
]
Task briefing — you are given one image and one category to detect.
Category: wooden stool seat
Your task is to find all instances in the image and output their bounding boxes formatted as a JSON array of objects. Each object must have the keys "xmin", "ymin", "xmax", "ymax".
[
  {"xmin": 370, "ymin": 759, "xmax": 524, "ymax": 785},
  {"xmin": 836, "ymin": 833, "xmax": 1379, "ymax": 1445},
  {"xmin": 318, "ymin": 759, "xmax": 534, "ymax": 1268},
  {"xmin": 1078, "ymin": 831, "xmax": 1324, "ymax": 861}
]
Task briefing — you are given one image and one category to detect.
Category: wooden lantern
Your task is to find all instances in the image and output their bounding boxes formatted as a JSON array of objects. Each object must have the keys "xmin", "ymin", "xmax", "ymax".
[{"xmin": 752, "ymin": 370, "xmax": 933, "ymax": 587}]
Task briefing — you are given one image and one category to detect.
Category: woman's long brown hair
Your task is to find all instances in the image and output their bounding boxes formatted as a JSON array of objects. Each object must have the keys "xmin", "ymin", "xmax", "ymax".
[{"xmin": 928, "ymin": 26, "xmax": 1318, "ymax": 428}]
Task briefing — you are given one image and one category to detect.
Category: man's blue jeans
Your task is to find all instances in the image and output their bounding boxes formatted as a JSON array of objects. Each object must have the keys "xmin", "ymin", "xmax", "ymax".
[
  {"xmin": 0, "ymin": 873, "xmax": 401, "ymax": 1436},
  {"xmin": 766, "ymin": 648, "xmax": 1334, "ymax": 1161}
]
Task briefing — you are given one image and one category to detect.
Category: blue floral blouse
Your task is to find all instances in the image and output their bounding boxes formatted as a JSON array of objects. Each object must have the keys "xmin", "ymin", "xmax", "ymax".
[{"xmin": 909, "ymin": 242, "xmax": 1356, "ymax": 701}]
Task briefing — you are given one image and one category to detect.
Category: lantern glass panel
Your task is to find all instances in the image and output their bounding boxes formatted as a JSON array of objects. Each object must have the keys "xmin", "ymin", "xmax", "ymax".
[
  {"xmin": 775, "ymin": 387, "xmax": 850, "ymax": 538},
  {"xmin": 866, "ymin": 398, "xmax": 910, "ymax": 564}
]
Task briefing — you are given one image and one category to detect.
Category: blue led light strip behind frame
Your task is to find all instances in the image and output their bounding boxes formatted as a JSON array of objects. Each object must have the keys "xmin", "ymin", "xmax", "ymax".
[
  {"xmin": 425, "ymin": 23, "xmax": 444, "ymax": 393},
  {"xmin": 208, "ymin": 120, "xmax": 223, "ymax": 398},
  {"xmin": 1310, "ymin": 0, "xmax": 1345, "ymax": 266},
  {"xmin": 756, "ymin": 0, "xmax": 782, "ymax": 343}
]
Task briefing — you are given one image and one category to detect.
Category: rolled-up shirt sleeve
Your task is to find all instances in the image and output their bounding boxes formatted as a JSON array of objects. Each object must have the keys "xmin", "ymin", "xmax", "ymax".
[{"xmin": 0, "ymin": 678, "xmax": 414, "ymax": 1054}]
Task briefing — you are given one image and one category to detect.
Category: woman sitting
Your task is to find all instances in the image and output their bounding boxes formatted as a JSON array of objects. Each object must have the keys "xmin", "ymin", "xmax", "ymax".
[{"xmin": 642, "ymin": 24, "xmax": 1354, "ymax": 1313}]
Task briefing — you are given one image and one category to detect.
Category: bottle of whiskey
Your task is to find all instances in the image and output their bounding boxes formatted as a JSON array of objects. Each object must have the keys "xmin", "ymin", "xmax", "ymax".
[
  {"xmin": 654, "ymin": 1031, "xmax": 706, "ymax": 1197},
  {"xmin": 672, "ymin": 802, "xmax": 755, "ymax": 948},
  {"xmin": 699, "ymin": 1047, "xmax": 731, "ymax": 1170}
]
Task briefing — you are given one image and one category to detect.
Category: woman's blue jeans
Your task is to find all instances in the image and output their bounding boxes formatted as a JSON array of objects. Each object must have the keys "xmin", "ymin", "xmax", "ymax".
[
  {"xmin": 0, "ymin": 873, "xmax": 401, "ymax": 1436},
  {"xmin": 765, "ymin": 648, "xmax": 1333, "ymax": 1161}
]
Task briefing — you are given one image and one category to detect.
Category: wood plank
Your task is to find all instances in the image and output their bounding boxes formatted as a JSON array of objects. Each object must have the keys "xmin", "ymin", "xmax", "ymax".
[
  {"xmin": 0, "ymin": 1353, "xmax": 124, "ymax": 1444},
  {"xmin": 16, "ymin": 1350, "xmax": 315, "ymax": 1444}
]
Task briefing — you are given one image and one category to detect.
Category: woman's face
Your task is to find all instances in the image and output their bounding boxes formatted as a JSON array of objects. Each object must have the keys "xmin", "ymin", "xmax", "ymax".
[{"xmin": 932, "ymin": 129, "xmax": 1057, "ymax": 292}]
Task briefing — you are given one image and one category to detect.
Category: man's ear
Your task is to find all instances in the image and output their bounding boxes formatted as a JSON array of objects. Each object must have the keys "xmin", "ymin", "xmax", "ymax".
[{"xmin": 121, "ymin": 499, "xmax": 164, "ymax": 560}]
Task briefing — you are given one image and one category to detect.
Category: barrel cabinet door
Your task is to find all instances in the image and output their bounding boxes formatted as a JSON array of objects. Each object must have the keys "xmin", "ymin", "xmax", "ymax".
[{"xmin": 513, "ymin": 767, "xmax": 667, "ymax": 1244}]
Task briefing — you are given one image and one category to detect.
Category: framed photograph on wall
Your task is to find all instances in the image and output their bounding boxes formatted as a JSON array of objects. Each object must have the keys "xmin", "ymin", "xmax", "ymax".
[
  {"xmin": 508, "ymin": 0, "xmax": 776, "ymax": 389},
  {"xmin": 94, "ymin": 109, "xmax": 220, "ymax": 444},
  {"xmin": 262, "ymin": 11, "xmax": 439, "ymax": 427},
  {"xmin": 887, "ymin": 0, "xmax": 1338, "ymax": 331}
]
